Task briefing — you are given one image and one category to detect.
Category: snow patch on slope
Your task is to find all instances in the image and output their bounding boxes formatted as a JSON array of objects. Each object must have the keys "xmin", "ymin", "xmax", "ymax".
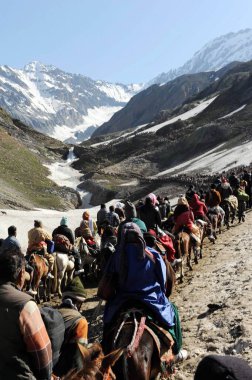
[
  {"xmin": 52, "ymin": 105, "xmax": 122, "ymax": 141},
  {"xmin": 155, "ymin": 140, "xmax": 252, "ymax": 176}
]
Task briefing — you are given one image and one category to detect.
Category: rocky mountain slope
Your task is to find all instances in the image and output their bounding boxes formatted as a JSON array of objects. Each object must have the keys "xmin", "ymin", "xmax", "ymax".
[
  {"xmin": 92, "ymin": 65, "xmax": 238, "ymax": 137},
  {"xmin": 0, "ymin": 107, "xmax": 79, "ymax": 210},
  {"xmin": 0, "ymin": 61, "xmax": 141, "ymax": 143},
  {"xmin": 93, "ymin": 29, "xmax": 252, "ymax": 137},
  {"xmin": 149, "ymin": 28, "xmax": 252, "ymax": 85},
  {"xmin": 72, "ymin": 61, "xmax": 252, "ymax": 205}
]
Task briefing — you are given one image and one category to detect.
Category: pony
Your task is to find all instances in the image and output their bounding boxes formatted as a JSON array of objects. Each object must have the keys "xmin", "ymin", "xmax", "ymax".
[
  {"xmin": 62, "ymin": 343, "xmax": 123, "ymax": 380},
  {"xmin": 75, "ymin": 236, "xmax": 101, "ymax": 280},
  {"xmin": 103, "ymin": 307, "xmax": 175, "ymax": 380},
  {"xmin": 54, "ymin": 253, "xmax": 75, "ymax": 297},
  {"xmin": 28, "ymin": 253, "xmax": 49, "ymax": 303},
  {"xmin": 174, "ymin": 231, "xmax": 191, "ymax": 282},
  {"xmin": 221, "ymin": 199, "xmax": 236, "ymax": 229},
  {"xmin": 207, "ymin": 210, "xmax": 222, "ymax": 239}
]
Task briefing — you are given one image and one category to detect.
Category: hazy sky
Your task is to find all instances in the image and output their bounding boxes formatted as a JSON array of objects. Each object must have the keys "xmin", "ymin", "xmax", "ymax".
[{"xmin": 1, "ymin": 0, "xmax": 251, "ymax": 83}]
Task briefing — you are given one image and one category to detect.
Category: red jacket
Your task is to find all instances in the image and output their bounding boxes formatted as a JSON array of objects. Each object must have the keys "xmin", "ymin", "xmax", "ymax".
[
  {"xmin": 189, "ymin": 194, "xmax": 208, "ymax": 218},
  {"xmin": 174, "ymin": 210, "xmax": 194, "ymax": 233}
]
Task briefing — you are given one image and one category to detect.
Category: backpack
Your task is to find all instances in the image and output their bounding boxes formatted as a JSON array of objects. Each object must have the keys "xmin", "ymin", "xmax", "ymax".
[
  {"xmin": 237, "ymin": 189, "xmax": 249, "ymax": 202},
  {"xmin": 53, "ymin": 234, "xmax": 72, "ymax": 253},
  {"xmin": 40, "ymin": 307, "xmax": 65, "ymax": 367},
  {"xmin": 46, "ymin": 239, "xmax": 55, "ymax": 254}
]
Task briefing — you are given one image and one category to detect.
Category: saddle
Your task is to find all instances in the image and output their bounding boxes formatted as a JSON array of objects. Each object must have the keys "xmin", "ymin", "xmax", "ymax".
[{"xmin": 111, "ymin": 303, "xmax": 175, "ymax": 376}]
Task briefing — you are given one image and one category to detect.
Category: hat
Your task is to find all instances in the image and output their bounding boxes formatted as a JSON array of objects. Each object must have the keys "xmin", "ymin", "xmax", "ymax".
[
  {"xmin": 60, "ymin": 216, "xmax": 68, "ymax": 226},
  {"xmin": 34, "ymin": 220, "xmax": 42, "ymax": 227},
  {"xmin": 194, "ymin": 354, "xmax": 252, "ymax": 380},
  {"xmin": 131, "ymin": 218, "xmax": 147, "ymax": 233},
  {"xmin": 62, "ymin": 276, "xmax": 87, "ymax": 302},
  {"xmin": 124, "ymin": 200, "xmax": 137, "ymax": 219}
]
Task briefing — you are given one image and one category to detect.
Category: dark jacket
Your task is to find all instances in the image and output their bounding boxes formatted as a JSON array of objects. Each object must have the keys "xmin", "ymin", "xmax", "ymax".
[
  {"xmin": 0, "ymin": 282, "xmax": 36, "ymax": 380},
  {"xmin": 96, "ymin": 208, "xmax": 109, "ymax": 227},
  {"xmin": 52, "ymin": 225, "xmax": 75, "ymax": 244},
  {"xmin": 138, "ymin": 204, "xmax": 162, "ymax": 230}
]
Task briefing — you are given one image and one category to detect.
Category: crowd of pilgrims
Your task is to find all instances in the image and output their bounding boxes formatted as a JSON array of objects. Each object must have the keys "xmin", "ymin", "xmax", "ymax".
[{"xmin": 0, "ymin": 168, "xmax": 251, "ymax": 379}]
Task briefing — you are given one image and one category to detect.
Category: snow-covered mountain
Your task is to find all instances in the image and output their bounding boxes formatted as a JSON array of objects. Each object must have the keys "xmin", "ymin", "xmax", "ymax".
[
  {"xmin": 149, "ymin": 28, "xmax": 252, "ymax": 85},
  {"xmin": 0, "ymin": 61, "xmax": 142, "ymax": 142}
]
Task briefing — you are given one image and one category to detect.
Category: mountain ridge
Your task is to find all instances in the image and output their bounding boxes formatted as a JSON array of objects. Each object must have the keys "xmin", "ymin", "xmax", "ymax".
[{"xmin": 0, "ymin": 61, "xmax": 142, "ymax": 143}]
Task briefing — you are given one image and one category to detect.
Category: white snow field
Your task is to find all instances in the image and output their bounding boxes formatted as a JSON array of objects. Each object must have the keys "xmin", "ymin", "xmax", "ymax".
[
  {"xmin": 91, "ymin": 96, "xmax": 217, "ymax": 148},
  {"xmin": 156, "ymin": 140, "xmax": 252, "ymax": 177}
]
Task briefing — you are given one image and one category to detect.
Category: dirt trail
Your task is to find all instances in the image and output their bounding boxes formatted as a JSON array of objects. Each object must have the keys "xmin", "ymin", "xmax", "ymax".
[
  {"xmin": 172, "ymin": 210, "xmax": 252, "ymax": 379},
  {"xmin": 82, "ymin": 211, "xmax": 252, "ymax": 379}
]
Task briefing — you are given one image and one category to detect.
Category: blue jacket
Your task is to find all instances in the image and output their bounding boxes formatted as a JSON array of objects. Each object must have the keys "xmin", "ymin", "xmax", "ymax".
[{"xmin": 103, "ymin": 244, "xmax": 175, "ymax": 328}]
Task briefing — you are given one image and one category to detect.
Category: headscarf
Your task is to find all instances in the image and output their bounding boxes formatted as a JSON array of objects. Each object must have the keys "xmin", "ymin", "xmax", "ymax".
[{"xmin": 82, "ymin": 211, "xmax": 90, "ymax": 220}]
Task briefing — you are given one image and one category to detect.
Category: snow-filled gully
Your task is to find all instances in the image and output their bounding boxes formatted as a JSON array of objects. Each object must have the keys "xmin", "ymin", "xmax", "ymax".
[{"xmin": 44, "ymin": 147, "xmax": 92, "ymax": 208}]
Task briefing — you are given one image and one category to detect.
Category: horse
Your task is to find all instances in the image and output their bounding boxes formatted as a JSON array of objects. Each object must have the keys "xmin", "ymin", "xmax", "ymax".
[
  {"xmin": 175, "ymin": 231, "xmax": 191, "ymax": 282},
  {"xmin": 54, "ymin": 252, "xmax": 75, "ymax": 297},
  {"xmin": 103, "ymin": 306, "xmax": 175, "ymax": 380},
  {"xmin": 207, "ymin": 210, "xmax": 221, "ymax": 239},
  {"xmin": 28, "ymin": 253, "xmax": 49, "ymax": 303},
  {"xmin": 221, "ymin": 199, "xmax": 236, "ymax": 229},
  {"xmin": 62, "ymin": 343, "xmax": 123, "ymax": 380},
  {"xmin": 238, "ymin": 199, "xmax": 246, "ymax": 223},
  {"xmin": 75, "ymin": 236, "xmax": 101, "ymax": 280}
]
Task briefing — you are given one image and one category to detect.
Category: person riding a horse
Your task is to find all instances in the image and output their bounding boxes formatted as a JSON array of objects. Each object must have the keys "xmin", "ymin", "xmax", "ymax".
[
  {"xmin": 53, "ymin": 217, "xmax": 82, "ymax": 273},
  {"xmin": 187, "ymin": 193, "xmax": 215, "ymax": 242},
  {"xmin": 205, "ymin": 184, "xmax": 225, "ymax": 225},
  {"xmin": 82, "ymin": 210, "xmax": 98, "ymax": 236},
  {"xmin": 102, "ymin": 222, "xmax": 187, "ymax": 362},
  {"xmin": 172, "ymin": 197, "xmax": 201, "ymax": 244},
  {"xmin": 27, "ymin": 220, "xmax": 54, "ymax": 279}
]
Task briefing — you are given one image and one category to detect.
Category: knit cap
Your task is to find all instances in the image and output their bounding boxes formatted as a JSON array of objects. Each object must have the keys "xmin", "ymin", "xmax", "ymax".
[
  {"xmin": 60, "ymin": 216, "xmax": 68, "ymax": 226},
  {"xmin": 194, "ymin": 354, "xmax": 252, "ymax": 380},
  {"xmin": 62, "ymin": 276, "xmax": 87, "ymax": 302},
  {"xmin": 131, "ymin": 217, "xmax": 147, "ymax": 233},
  {"xmin": 124, "ymin": 200, "xmax": 137, "ymax": 219}
]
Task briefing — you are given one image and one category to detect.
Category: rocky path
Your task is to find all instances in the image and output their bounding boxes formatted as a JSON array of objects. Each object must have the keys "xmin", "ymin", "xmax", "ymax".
[
  {"xmin": 173, "ymin": 210, "xmax": 252, "ymax": 379},
  {"xmin": 82, "ymin": 211, "xmax": 252, "ymax": 379}
]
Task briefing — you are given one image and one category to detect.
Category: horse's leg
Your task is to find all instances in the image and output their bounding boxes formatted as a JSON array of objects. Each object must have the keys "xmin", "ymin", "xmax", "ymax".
[
  {"xmin": 57, "ymin": 270, "xmax": 65, "ymax": 298},
  {"xmin": 33, "ymin": 267, "xmax": 41, "ymax": 304},
  {"xmin": 176, "ymin": 238, "xmax": 184, "ymax": 283},
  {"xmin": 42, "ymin": 276, "xmax": 47, "ymax": 303},
  {"xmin": 185, "ymin": 236, "xmax": 192, "ymax": 271}
]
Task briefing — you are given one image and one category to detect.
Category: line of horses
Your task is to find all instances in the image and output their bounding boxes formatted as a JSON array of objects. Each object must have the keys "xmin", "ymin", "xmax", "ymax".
[{"xmin": 25, "ymin": 198, "xmax": 248, "ymax": 379}]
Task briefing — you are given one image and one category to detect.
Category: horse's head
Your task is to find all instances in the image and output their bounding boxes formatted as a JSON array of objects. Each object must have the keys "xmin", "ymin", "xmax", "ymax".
[
  {"xmin": 63, "ymin": 343, "xmax": 123, "ymax": 380},
  {"xmin": 29, "ymin": 253, "xmax": 36, "ymax": 266}
]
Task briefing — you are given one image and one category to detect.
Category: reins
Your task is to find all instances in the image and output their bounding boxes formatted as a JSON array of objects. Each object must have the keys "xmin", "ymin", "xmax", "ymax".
[{"xmin": 113, "ymin": 310, "xmax": 146, "ymax": 357}]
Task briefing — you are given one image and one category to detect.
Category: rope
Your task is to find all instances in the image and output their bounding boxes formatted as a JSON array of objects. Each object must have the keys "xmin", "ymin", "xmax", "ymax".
[
  {"xmin": 113, "ymin": 312, "xmax": 129, "ymax": 346},
  {"xmin": 127, "ymin": 315, "xmax": 146, "ymax": 357}
]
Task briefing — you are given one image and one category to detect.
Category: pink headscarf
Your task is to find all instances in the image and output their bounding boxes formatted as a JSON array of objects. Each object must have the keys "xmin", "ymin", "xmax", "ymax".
[{"xmin": 147, "ymin": 193, "xmax": 158, "ymax": 206}]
